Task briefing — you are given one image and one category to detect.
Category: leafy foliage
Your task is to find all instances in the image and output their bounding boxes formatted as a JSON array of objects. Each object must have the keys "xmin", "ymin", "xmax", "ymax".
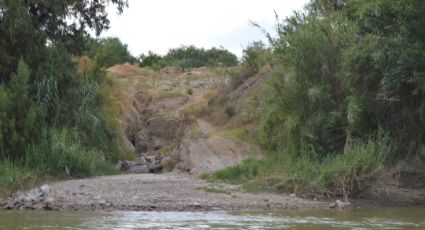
[
  {"xmin": 241, "ymin": 41, "xmax": 269, "ymax": 72},
  {"xmin": 0, "ymin": 0, "xmax": 130, "ymax": 192},
  {"xmin": 0, "ymin": 60, "xmax": 39, "ymax": 159},
  {"xmin": 205, "ymin": 0, "xmax": 425, "ymax": 198},
  {"xmin": 262, "ymin": 0, "xmax": 425, "ymax": 159},
  {"xmin": 84, "ymin": 37, "xmax": 136, "ymax": 67},
  {"xmin": 0, "ymin": 0, "xmax": 127, "ymax": 81},
  {"xmin": 139, "ymin": 45, "xmax": 238, "ymax": 70}
]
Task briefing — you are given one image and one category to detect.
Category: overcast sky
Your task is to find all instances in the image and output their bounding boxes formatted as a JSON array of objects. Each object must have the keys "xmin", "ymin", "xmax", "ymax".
[{"xmin": 100, "ymin": 0, "xmax": 309, "ymax": 58}]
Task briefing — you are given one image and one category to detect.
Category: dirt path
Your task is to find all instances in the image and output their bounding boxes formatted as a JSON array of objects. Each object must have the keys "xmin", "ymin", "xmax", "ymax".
[{"xmin": 196, "ymin": 119, "xmax": 216, "ymax": 135}]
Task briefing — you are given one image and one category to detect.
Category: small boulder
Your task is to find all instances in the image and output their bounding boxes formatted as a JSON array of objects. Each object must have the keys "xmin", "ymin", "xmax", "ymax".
[
  {"xmin": 24, "ymin": 201, "xmax": 33, "ymax": 210},
  {"xmin": 128, "ymin": 165, "xmax": 150, "ymax": 174},
  {"xmin": 44, "ymin": 197, "xmax": 55, "ymax": 210},
  {"xmin": 39, "ymin": 184, "xmax": 50, "ymax": 194},
  {"xmin": 330, "ymin": 199, "xmax": 351, "ymax": 210},
  {"xmin": 149, "ymin": 163, "xmax": 163, "ymax": 173},
  {"xmin": 336, "ymin": 199, "xmax": 351, "ymax": 209},
  {"xmin": 161, "ymin": 157, "xmax": 177, "ymax": 172},
  {"xmin": 175, "ymin": 162, "xmax": 191, "ymax": 173}
]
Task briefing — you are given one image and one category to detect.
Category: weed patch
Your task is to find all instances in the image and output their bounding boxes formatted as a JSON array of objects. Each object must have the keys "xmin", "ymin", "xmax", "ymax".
[{"xmin": 204, "ymin": 135, "xmax": 390, "ymax": 199}]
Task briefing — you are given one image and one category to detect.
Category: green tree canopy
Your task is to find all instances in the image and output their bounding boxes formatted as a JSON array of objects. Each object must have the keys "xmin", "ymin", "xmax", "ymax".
[
  {"xmin": 140, "ymin": 45, "xmax": 238, "ymax": 70},
  {"xmin": 84, "ymin": 37, "xmax": 135, "ymax": 67},
  {"xmin": 0, "ymin": 0, "xmax": 127, "ymax": 81},
  {"xmin": 262, "ymin": 0, "xmax": 425, "ymax": 158}
]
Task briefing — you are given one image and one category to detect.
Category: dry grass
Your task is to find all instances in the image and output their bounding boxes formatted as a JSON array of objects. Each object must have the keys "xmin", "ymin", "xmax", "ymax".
[
  {"xmin": 181, "ymin": 100, "xmax": 208, "ymax": 118},
  {"xmin": 210, "ymin": 128, "xmax": 248, "ymax": 141},
  {"xmin": 107, "ymin": 63, "xmax": 151, "ymax": 77},
  {"xmin": 151, "ymin": 90, "xmax": 186, "ymax": 102},
  {"xmin": 201, "ymin": 89, "xmax": 219, "ymax": 100}
]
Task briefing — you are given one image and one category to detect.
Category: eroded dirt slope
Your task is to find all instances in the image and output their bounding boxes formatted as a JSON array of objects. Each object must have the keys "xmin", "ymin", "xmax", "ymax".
[{"xmin": 2, "ymin": 65, "xmax": 326, "ymax": 212}]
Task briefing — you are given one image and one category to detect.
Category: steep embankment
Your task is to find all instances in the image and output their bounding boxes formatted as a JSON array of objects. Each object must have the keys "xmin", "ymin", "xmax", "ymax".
[{"xmin": 116, "ymin": 65, "xmax": 257, "ymax": 174}]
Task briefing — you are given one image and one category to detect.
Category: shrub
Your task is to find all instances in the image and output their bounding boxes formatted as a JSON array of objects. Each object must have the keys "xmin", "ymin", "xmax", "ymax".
[
  {"xmin": 207, "ymin": 134, "xmax": 390, "ymax": 198},
  {"xmin": 224, "ymin": 105, "xmax": 236, "ymax": 118},
  {"xmin": 139, "ymin": 45, "xmax": 238, "ymax": 70},
  {"xmin": 241, "ymin": 41, "xmax": 269, "ymax": 72},
  {"xmin": 85, "ymin": 37, "xmax": 136, "ymax": 67},
  {"xmin": 0, "ymin": 60, "xmax": 40, "ymax": 160}
]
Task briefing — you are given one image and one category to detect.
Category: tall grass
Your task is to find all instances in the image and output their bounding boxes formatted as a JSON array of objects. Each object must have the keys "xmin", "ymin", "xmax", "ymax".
[
  {"xmin": 24, "ymin": 128, "xmax": 116, "ymax": 177},
  {"xmin": 204, "ymin": 134, "xmax": 391, "ymax": 199},
  {"xmin": 0, "ymin": 160, "xmax": 39, "ymax": 196}
]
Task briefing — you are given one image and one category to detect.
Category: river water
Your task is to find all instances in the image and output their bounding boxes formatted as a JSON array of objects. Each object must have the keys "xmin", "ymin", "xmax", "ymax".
[{"xmin": 0, "ymin": 206, "xmax": 425, "ymax": 229}]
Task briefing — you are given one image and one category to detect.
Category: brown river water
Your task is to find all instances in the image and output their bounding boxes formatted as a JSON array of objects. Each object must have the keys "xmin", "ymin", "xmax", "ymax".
[{"xmin": 1, "ymin": 206, "xmax": 425, "ymax": 229}]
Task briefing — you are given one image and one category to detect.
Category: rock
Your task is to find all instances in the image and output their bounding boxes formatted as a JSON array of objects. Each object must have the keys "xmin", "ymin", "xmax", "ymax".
[
  {"xmin": 335, "ymin": 199, "xmax": 351, "ymax": 209},
  {"xmin": 189, "ymin": 202, "xmax": 202, "ymax": 209},
  {"xmin": 119, "ymin": 161, "xmax": 137, "ymax": 171},
  {"xmin": 149, "ymin": 163, "xmax": 163, "ymax": 173},
  {"xmin": 40, "ymin": 184, "xmax": 49, "ymax": 194},
  {"xmin": 175, "ymin": 162, "xmax": 191, "ymax": 173},
  {"xmin": 24, "ymin": 201, "xmax": 33, "ymax": 209},
  {"xmin": 330, "ymin": 199, "xmax": 351, "ymax": 210},
  {"xmin": 3, "ymin": 199, "xmax": 13, "ymax": 209},
  {"xmin": 45, "ymin": 198, "xmax": 55, "ymax": 206},
  {"xmin": 139, "ymin": 157, "xmax": 147, "ymax": 165},
  {"xmin": 161, "ymin": 157, "xmax": 177, "ymax": 172},
  {"xmin": 145, "ymin": 155, "xmax": 157, "ymax": 163},
  {"xmin": 129, "ymin": 165, "xmax": 150, "ymax": 174}
]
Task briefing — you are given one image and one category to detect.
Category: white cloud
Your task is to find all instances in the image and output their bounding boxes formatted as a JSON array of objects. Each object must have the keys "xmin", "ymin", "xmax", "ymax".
[{"xmin": 100, "ymin": 0, "xmax": 309, "ymax": 57}]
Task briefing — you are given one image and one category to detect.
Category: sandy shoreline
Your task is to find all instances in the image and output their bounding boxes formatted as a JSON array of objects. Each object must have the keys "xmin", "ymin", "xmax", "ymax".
[{"xmin": 1, "ymin": 173, "xmax": 328, "ymax": 212}]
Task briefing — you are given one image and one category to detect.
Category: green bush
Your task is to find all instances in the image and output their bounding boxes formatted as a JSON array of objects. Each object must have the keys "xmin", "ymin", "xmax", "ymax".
[
  {"xmin": 85, "ymin": 37, "xmax": 136, "ymax": 67},
  {"xmin": 241, "ymin": 41, "xmax": 269, "ymax": 72},
  {"xmin": 0, "ymin": 160, "xmax": 36, "ymax": 196},
  {"xmin": 0, "ymin": 60, "xmax": 40, "ymax": 160},
  {"xmin": 207, "ymin": 134, "xmax": 389, "ymax": 198},
  {"xmin": 258, "ymin": 0, "xmax": 425, "ymax": 159},
  {"xmin": 140, "ymin": 45, "xmax": 238, "ymax": 70}
]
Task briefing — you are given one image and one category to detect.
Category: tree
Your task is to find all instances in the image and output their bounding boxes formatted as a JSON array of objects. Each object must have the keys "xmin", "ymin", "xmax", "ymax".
[
  {"xmin": 262, "ymin": 0, "xmax": 425, "ymax": 158},
  {"xmin": 205, "ymin": 47, "xmax": 238, "ymax": 67},
  {"xmin": 0, "ymin": 0, "xmax": 127, "ymax": 81},
  {"xmin": 1, "ymin": 60, "xmax": 39, "ymax": 159},
  {"xmin": 0, "ymin": 0, "xmax": 127, "ymax": 159},
  {"xmin": 139, "ymin": 51, "xmax": 163, "ymax": 69},
  {"xmin": 93, "ymin": 38, "xmax": 135, "ymax": 67}
]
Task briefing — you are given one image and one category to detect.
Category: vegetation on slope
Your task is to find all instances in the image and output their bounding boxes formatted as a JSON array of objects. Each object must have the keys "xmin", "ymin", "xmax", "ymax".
[
  {"xmin": 0, "ymin": 0, "xmax": 133, "ymax": 196},
  {"xmin": 139, "ymin": 45, "xmax": 239, "ymax": 70},
  {"xmin": 204, "ymin": 0, "xmax": 425, "ymax": 199}
]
